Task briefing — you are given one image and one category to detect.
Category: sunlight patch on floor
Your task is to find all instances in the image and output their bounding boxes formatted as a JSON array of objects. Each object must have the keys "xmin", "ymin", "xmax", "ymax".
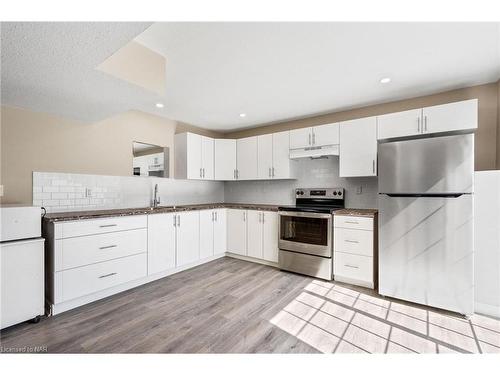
[{"xmin": 270, "ymin": 280, "xmax": 500, "ymax": 354}]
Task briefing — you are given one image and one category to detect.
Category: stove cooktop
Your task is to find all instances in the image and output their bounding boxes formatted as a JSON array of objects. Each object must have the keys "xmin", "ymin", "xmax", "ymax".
[{"xmin": 278, "ymin": 187, "xmax": 345, "ymax": 214}]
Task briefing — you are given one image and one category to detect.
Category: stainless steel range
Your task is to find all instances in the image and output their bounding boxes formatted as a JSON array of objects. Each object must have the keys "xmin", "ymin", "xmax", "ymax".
[{"xmin": 278, "ymin": 188, "xmax": 345, "ymax": 280}]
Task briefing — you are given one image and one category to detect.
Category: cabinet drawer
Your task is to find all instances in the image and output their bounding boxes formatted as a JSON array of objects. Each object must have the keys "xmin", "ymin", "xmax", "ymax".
[
  {"xmin": 61, "ymin": 253, "xmax": 147, "ymax": 302},
  {"xmin": 57, "ymin": 215, "xmax": 147, "ymax": 239},
  {"xmin": 334, "ymin": 228, "xmax": 373, "ymax": 256},
  {"xmin": 334, "ymin": 215, "xmax": 373, "ymax": 231},
  {"xmin": 334, "ymin": 252, "xmax": 373, "ymax": 284},
  {"xmin": 55, "ymin": 228, "xmax": 147, "ymax": 271}
]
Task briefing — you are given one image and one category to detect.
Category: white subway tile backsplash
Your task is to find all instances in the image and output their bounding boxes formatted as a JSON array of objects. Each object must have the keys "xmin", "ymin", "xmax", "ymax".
[
  {"xmin": 43, "ymin": 186, "xmax": 59, "ymax": 193},
  {"xmin": 51, "ymin": 192, "xmax": 68, "ymax": 199}
]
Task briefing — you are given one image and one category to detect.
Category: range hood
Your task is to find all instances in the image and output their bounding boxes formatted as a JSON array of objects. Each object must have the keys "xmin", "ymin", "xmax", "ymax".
[{"xmin": 289, "ymin": 144, "xmax": 339, "ymax": 159}]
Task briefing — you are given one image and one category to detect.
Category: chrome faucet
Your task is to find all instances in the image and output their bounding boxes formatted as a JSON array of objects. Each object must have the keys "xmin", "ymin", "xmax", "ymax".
[{"xmin": 152, "ymin": 183, "xmax": 160, "ymax": 208}]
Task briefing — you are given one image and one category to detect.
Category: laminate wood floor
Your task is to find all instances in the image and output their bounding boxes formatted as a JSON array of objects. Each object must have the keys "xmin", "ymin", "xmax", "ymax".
[{"xmin": 1, "ymin": 257, "xmax": 499, "ymax": 353}]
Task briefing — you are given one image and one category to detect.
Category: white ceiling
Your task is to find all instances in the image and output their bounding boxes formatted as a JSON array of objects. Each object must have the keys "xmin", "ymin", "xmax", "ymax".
[{"xmin": 2, "ymin": 22, "xmax": 499, "ymax": 131}]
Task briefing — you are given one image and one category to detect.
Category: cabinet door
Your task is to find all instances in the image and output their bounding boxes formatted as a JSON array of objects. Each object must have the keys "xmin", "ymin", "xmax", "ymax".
[
  {"xmin": 213, "ymin": 209, "xmax": 227, "ymax": 255},
  {"xmin": 262, "ymin": 211, "xmax": 279, "ymax": 263},
  {"xmin": 272, "ymin": 131, "xmax": 291, "ymax": 179},
  {"xmin": 147, "ymin": 213, "xmax": 176, "ymax": 275},
  {"xmin": 257, "ymin": 134, "xmax": 273, "ymax": 179},
  {"xmin": 289, "ymin": 127, "xmax": 312, "ymax": 149},
  {"xmin": 199, "ymin": 210, "xmax": 214, "ymax": 259},
  {"xmin": 176, "ymin": 211, "xmax": 200, "ymax": 267},
  {"xmin": 215, "ymin": 139, "xmax": 236, "ymax": 180},
  {"xmin": 422, "ymin": 99, "xmax": 478, "ymax": 135},
  {"xmin": 312, "ymin": 123, "xmax": 339, "ymax": 147},
  {"xmin": 247, "ymin": 211, "xmax": 263, "ymax": 259},
  {"xmin": 186, "ymin": 133, "xmax": 202, "ymax": 179},
  {"xmin": 377, "ymin": 109, "xmax": 422, "ymax": 140},
  {"xmin": 227, "ymin": 209, "xmax": 247, "ymax": 255},
  {"xmin": 339, "ymin": 117, "xmax": 377, "ymax": 177},
  {"xmin": 201, "ymin": 136, "xmax": 214, "ymax": 180},
  {"xmin": 237, "ymin": 136, "xmax": 258, "ymax": 180}
]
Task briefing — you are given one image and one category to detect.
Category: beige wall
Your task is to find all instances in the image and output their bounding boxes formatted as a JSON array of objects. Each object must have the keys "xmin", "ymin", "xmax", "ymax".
[
  {"xmin": 0, "ymin": 106, "xmax": 222, "ymax": 204},
  {"xmin": 225, "ymin": 83, "xmax": 499, "ymax": 171},
  {"xmin": 498, "ymin": 80, "xmax": 500, "ymax": 169}
]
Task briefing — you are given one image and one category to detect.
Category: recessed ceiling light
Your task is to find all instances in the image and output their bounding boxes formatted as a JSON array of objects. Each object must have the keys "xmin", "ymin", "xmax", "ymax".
[
  {"xmin": 380, "ymin": 77, "xmax": 391, "ymax": 84},
  {"xmin": 239, "ymin": 113, "xmax": 247, "ymax": 118},
  {"xmin": 155, "ymin": 103, "xmax": 164, "ymax": 108}
]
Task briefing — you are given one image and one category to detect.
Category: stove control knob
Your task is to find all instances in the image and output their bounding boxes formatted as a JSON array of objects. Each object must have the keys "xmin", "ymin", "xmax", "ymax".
[
  {"xmin": 333, "ymin": 191, "xmax": 337, "ymax": 195},
  {"xmin": 338, "ymin": 191, "xmax": 342, "ymax": 196}
]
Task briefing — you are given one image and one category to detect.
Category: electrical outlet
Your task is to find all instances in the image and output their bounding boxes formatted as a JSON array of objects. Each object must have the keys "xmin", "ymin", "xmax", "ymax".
[
  {"xmin": 356, "ymin": 186, "xmax": 363, "ymax": 194},
  {"xmin": 85, "ymin": 188, "xmax": 93, "ymax": 198}
]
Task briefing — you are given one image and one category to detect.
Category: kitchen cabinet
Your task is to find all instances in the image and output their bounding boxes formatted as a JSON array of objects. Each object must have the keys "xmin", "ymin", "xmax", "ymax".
[
  {"xmin": 247, "ymin": 210, "xmax": 264, "ymax": 258},
  {"xmin": 199, "ymin": 210, "xmax": 215, "ymax": 259},
  {"xmin": 257, "ymin": 131, "xmax": 294, "ymax": 179},
  {"xmin": 174, "ymin": 132, "xmax": 214, "ymax": 180},
  {"xmin": 377, "ymin": 99, "xmax": 478, "ymax": 140},
  {"xmin": 147, "ymin": 213, "xmax": 176, "ymax": 275},
  {"xmin": 236, "ymin": 136, "xmax": 258, "ymax": 180},
  {"xmin": 377, "ymin": 108, "xmax": 422, "ymax": 140},
  {"xmin": 200, "ymin": 208, "xmax": 227, "ymax": 259},
  {"xmin": 289, "ymin": 123, "xmax": 339, "ymax": 149},
  {"xmin": 339, "ymin": 116, "xmax": 377, "ymax": 177},
  {"xmin": 333, "ymin": 214, "xmax": 377, "ymax": 289},
  {"xmin": 422, "ymin": 99, "xmax": 478, "ymax": 135},
  {"xmin": 215, "ymin": 139, "xmax": 237, "ymax": 180},
  {"xmin": 227, "ymin": 209, "xmax": 247, "ymax": 255},
  {"xmin": 213, "ymin": 209, "xmax": 227, "ymax": 255},
  {"xmin": 175, "ymin": 211, "xmax": 200, "ymax": 267},
  {"xmin": 262, "ymin": 211, "xmax": 279, "ymax": 263}
]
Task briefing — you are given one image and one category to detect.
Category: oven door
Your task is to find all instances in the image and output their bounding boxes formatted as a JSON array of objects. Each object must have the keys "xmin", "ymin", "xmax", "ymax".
[{"xmin": 278, "ymin": 211, "xmax": 332, "ymax": 257}]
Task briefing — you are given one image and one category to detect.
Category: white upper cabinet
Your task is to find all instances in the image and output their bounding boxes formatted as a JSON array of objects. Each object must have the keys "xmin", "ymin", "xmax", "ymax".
[
  {"xmin": 214, "ymin": 139, "xmax": 237, "ymax": 181},
  {"xmin": 237, "ymin": 136, "xmax": 258, "ymax": 180},
  {"xmin": 289, "ymin": 123, "xmax": 339, "ymax": 149},
  {"xmin": 312, "ymin": 123, "xmax": 339, "ymax": 147},
  {"xmin": 377, "ymin": 99, "xmax": 478, "ymax": 141},
  {"xmin": 175, "ymin": 132, "xmax": 214, "ymax": 180},
  {"xmin": 377, "ymin": 108, "xmax": 423, "ymax": 140},
  {"xmin": 257, "ymin": 134, "xmax": 273, "ymax": 179},
  {"xmin": 422, "ymin": 99, "xmax": 478, "ymax": 135},
  {"xmin": 340, "ymin": 116, "xmax": 377, "ymax": 177},
  {"xmin": 272, "ymin": 131, "xmax": 292, "ymax": 179},
  {"xmin": 289, "ymin": 127, "xmax": 313, "ymax": 149}
]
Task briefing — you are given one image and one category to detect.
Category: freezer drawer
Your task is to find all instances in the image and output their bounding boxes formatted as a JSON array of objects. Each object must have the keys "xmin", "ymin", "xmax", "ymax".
[
  {"xmin": 378, "ymin": 134, "xmax": 474, "ymax": 194},
  {"xmin": 378, "ymin": 194, "xmax": 474, "ymax": 315},
  {"xmin": 279, "ymin": 250, "xmax": 332, "ymax": 280}
]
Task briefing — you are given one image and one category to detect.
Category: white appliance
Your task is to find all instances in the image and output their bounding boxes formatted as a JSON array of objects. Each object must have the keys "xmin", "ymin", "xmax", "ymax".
[
  {"xmin": 378, "ymin": 134, "xmax": 474, "ymax": 316},
  {"xmin": 474, "ymin": 171, "xmax": 500, "ymax": 317},
  {"xmin": 1, "ymin": 205, "xmax": 45, "ymax": 329}
]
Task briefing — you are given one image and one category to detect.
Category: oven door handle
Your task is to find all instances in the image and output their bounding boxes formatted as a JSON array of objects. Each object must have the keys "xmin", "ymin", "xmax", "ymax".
[{"xmin": 278, "ymin": 211, "xmax": 333, "ymax": 219}]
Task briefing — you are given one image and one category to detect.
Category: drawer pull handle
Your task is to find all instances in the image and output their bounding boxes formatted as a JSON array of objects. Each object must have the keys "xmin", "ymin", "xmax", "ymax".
[
  {"xmin": 98, "ymin": 272, "xmax": 117, "ymax": 279},
  {"xmin": 99, "ymin": 224, "xmax": 117, "ymax": 228},
  {"xmin": 345, "ymin": 221, "xmax": 359, "ymax": 224},
  {"xmin": 344, "ymin": 264, "xmax": 359, "ymax": 269},
  {"xmin": 345, "ymin": 240, "xmax": 359, "ymax": 243},
  {"xmin": 99, "ymin": 245, "xmax": 117, "ymax": 250}
]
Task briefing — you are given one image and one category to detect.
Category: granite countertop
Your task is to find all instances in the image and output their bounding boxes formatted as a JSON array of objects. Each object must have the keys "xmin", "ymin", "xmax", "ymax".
[
  {"xmin": 43, "ymin": 203, "xmax": 280, "ymax": 222},
  {"xmin": 334, "ymin": 208, "xmax": 378, "ymax": 217}
]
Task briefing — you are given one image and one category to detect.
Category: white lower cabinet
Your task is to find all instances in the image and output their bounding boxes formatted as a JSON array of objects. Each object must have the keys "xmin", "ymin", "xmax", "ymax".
[
  {"xmin": 175, "ymin": 211, "xmax": 200, "ymax": 267},
  {"xmin": 200, "ymin": 209, "xmax": 227, "ymax": 259},
  {"xmin": 227, "ymin": 209, "xmax": 248, "ymax": 255},
  {"xmin": 147, "ymin": 213, "xmax": 176, "ymax": 275},
  {"xmin": 333, "ymin": 214, "xmax": 376, "ymax": 289},
  {"xmin": 213, "ymin": 209, "xmax": 227, "ymax": 255},
  {"xmin": 227, "ymin": 209, "xmax": 279, "ymax": 263}
]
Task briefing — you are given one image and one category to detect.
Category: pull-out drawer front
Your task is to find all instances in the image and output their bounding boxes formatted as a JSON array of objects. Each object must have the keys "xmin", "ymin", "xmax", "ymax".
[
  {"xmin": 55, "ymin": 228, "xmax": 147, "ymax": 271},
  {"xmin": 334, "ymin": 252, "xmax": 373, "ymax": 283},
  {"xmin": 61, "ymin": 253, "xmax": 147, "ymax": 302},
  {"xmin": 334, "ymin": 228, "xmax": 373, "ymax": 257},
  {"xmin": 57, "ymin": 215, "xmax": 147, "ymax": 239},
  {"xmin": 334, "ymin": 215, "xmax": 373, "ymax": 231}
]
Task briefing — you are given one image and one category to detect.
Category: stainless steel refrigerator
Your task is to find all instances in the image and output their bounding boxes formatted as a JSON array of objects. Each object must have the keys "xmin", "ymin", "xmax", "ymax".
[{"xmin": 378, "ymin": 134, "xmax": 474, "ymax": 315}]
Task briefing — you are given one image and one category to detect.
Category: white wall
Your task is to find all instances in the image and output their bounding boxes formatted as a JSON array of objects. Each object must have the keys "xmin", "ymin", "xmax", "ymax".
[
  {"xmin": 474, "ymin": 171, "xmax": 500, "ymax": 317},
  {"xmin": 33, "ymin": 171, "xmax": 224, "ymax": 213},
  {"xmin": 224, "ymin": 157, "xmax": 378, "ymax": 208}
]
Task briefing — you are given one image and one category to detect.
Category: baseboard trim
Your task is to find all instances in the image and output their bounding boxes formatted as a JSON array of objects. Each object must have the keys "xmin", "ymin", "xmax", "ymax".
[
  {"xmin": 50, "ymin": 253, "xmax": 226, "ymax": 315},
  {"xmin": 334, "ymin": 275, "xmax": 374, "ymax": 290},
  {"xmin": 226, "ymin": 252, "xmax": 278, "ymax": 268},
  {"xmin": 475, "ymin": 301, "xmax": 500, "ymax": 318}
]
